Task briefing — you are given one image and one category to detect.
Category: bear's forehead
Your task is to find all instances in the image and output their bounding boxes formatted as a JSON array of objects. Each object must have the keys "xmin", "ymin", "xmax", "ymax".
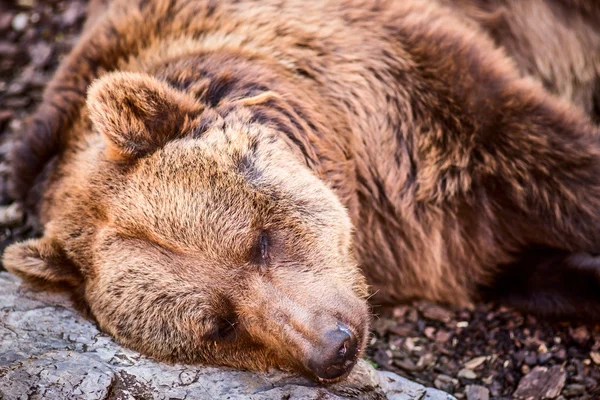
[{"xmin": 103, "ymin": 153, "xmax": 287, "ymax": 252}]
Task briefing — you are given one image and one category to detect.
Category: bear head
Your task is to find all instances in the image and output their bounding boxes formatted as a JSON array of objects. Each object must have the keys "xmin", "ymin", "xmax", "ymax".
[{"xmin": 3, "ymin": 71, "xmax": 370, "ymax": 381}]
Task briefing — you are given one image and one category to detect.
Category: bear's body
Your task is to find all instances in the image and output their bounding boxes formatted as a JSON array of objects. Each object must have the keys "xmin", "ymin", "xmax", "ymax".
[{"xmin": 5, "ymin": 0, "xmax": 600, "ymax": 381}]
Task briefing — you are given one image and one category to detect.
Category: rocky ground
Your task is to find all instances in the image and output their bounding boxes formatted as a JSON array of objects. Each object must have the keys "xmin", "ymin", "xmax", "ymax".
[{"xmin": 0, "ymin": 1, "xmax": 599, "ymax": 399}]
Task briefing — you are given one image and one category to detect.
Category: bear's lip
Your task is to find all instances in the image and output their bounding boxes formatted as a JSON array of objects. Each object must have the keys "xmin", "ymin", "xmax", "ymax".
[
  {"xmin": 311, "ymin": 355, "xmax": 361, "ymax": 383},
  {"xmin": 308, "ymin": 353, "xmax": 361, "ymax": 384}
]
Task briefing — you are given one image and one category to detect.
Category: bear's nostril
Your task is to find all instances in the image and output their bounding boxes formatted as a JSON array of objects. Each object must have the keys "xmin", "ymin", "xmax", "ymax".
[
  {"xmin": 338, "ymin": 341, "xmax": 347, "ymax": 358},
  {"xmin": 307, "ymin": 322, "xmax": 359, "ymax": 380}
]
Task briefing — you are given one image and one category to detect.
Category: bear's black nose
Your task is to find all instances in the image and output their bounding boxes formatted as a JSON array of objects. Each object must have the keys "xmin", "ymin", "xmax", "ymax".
[{"xmin": 307, "ymin": 323, "xmax": 358, "ymax": 380}]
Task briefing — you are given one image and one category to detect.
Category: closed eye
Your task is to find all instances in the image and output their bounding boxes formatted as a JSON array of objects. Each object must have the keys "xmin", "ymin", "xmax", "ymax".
[
  {"xmin": 204, "ymin": 317, "xmax": 238, "ymax": 341},
  {"xmin": 251, "ymin": 231, "xmax": 270, "ymax": 265},
  {"xmin": 259, "ymin": 231, "xmax": 269, "ymax": 260}
]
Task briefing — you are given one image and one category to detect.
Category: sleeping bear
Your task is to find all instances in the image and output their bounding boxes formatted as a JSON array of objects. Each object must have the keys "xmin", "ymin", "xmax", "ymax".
[{"xmin": 4, "ymin": 0, "xmax": 600, "ymax": 382}]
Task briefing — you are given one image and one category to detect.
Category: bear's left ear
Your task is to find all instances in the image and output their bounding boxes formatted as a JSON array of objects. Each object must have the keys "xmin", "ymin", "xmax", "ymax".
[
  {"xmin": 87, "ymin": 72, "xmax": 202, "ymax": 161},
  {"xmin": 3, "ymin": 237, "xmax": 81, "ymax": 286}
]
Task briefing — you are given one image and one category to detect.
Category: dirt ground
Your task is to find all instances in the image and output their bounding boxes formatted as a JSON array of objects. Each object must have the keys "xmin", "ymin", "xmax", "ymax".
[{"xmin": 1, "ymin": 1, "xmax": 599, "ymax": 399}]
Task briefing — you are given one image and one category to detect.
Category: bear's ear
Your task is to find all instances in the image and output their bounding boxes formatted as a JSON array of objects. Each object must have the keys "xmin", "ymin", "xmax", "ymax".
[
  {"xmin": 3, "ymin": 237, "xmax": 81, "ymax": 286},
  {"xmin": 87, "ymin": 72, "xmax": 202, "ymax": 161}
]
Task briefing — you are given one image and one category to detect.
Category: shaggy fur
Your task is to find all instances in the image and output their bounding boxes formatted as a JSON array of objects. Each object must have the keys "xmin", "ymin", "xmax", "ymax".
[{"xmin": 4, "ymin": 0, "xmax": 600, "ymax": 381}]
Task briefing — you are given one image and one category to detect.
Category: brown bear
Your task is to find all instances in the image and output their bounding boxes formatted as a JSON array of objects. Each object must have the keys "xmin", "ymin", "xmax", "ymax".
[{"xmin": 4, "ymin": 0, "xmax": 600, "ymax": 382}]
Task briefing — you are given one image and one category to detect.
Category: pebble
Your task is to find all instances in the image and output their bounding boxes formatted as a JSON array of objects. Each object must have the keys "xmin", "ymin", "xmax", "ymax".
[
  {"xmin": 11, "ymin": 13, "xmax": 28, "ymax": 32},
  {"xmin": 590, "ymin": 351, "xmax": 600, "ymax": 365},
  {"xmin": 17, "ymin": 0, "xmax": 34, "ymax": 7},
  {"xmin": 513, "ymin": 365, "xmax": 566, "ymax": 400},
  {"xmin": 421, "ymin": 304, "xmax": 453, "ymax": 323},
  {"xmin": 0, "ymin": 13, "xmax": 14, "ymax": 31},
  {"xmin": 28, "ymin": 42, "xmax": 53, "ymax": 67},
  {"xmin": 537, "ymin": 352, "xmax": 552, "ymax": 364},
  {"xmin": 434, "ymin": 374, "xmax": 456, "ymax": 393},
  {"xmin": 390, "ymin": 322, "xmax": 415, "ymax": 337},
  {"xmin": 0, "ymin": 203, "xmax": 24, "ymax": 227},
  {"xmin": 570, "ymin": 326, "xmax": 590, "ymax": 345},
  {"xmin": 417, "ymin": 353, "xmax": 434, "ymax": 369},
  {"xmin": 423, "ymin": 326, "xmax": 436, "ymax": 339},
  {"xmin": 524, "ymin": 352, "xmax": 537, "ymax": 366},
  {"xmin": 0, "ymin": 110, "xmax": 13, "ymax": 131},
  {"xmin": 393, "ymin": 357, "xmax": 419, "ymax": 372},
  {"xmin": 554, "ymin": 348, "xmax": 567, "ymax": 361},
  {"xmin": 466, "ymin": 385, "xmax": 489, "ymax": 400},
  {"xmin": 561, "ymin": 383, "xmax": 585, "ymax": 398},
  {"xmin": 435, "ymin": 330, "xmax": 452, "ymax": 343},
  {"xmin": 0, "ymin": 42, "xmax": 20, "ymax": 58},
  {"xmin": 463, "ymin": 356, "xmax": 487, "ymax": 370},
  {"xmin": 458, "ymin": 368, "xmax": 477, "ymax": 380}
]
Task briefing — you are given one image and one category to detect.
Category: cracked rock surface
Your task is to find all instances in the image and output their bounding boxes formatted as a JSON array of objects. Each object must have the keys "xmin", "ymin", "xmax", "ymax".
[{"xmin": 0, "ymin": 272, "xmax": 454, "ymax": 400}]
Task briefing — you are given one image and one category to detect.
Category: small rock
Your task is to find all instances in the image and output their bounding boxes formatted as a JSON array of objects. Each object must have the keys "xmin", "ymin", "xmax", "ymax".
[
  {"xmin": 513, "ymin": 365, "xmax": 566, "ymax": 400},
  {"xmin": 0, "ymin": 13, "xmax": 13, "ymax": 31},
  {"xmin": 3, "ymin": 97, "xmax": 30, "ymax": 109},
  {"xmin": 463, "ymin": 356, "xmax": 487, "ymax": 370},
  {"xmin": 0, "ymin": 42, "xmax": 20, "ymax": 59},
  {"xmin": 0, "ymin": 110, "xmax": 13, "ymax": 131},
  {"xmin": 28, "ymin": 42, "xmax": 53, "ymax": 67},
  {"xmin": 406, "ymin": 308, "xmax": 419, "ymax": 323},
  {"xmin": 371, "ymin": 318, "xmax": 395, "ymax": 337},
  {"xmin": 390, "ymin": 322, "xmax": 415, "ymax": 337},
  {"xmin": 590, "ymin": 351, "xmax": 600, "ymax": 365},
  {"xmin": 11, "ymin": 13, "xmax": 28, "ymax": 32},
  {"xmin": 570, "ymin": 326, "xmax": 590, "ymax": 345},
  {"xmin": 373, "ymin": 347, "xmax": 391, "ymax": 368},
  {"xmin": 417, "ymin": 353, "xmax": 434, "ymax": 369},
  {"xmin": 61, "ymin": 2, "xmax": 86, "ymax": 27},
  {"xmin": 524, "ymin": 352, "xmax": 538, "ymax": 366},
  {"xmin": 392, "ymin": 305, "xmax": 409, "ymax": 319},
  {"xmin": 0, "ymin": 203, "xmax": 23, "ymax": 226},
  {"xmin": 424, "ymin": 326, "xmax": 436, "ymax": 339},
  {"xmin": 456, "ymin": 321, "xmax": 469, "ymax": 328},
  {"xmin": 434, "ymin": 374, "xmax": 456, "ymax": 393},
  {"xmin": 393, "ymin": 357, "xmax": 419, "ymax": 372},
  {"xmin": 465, "ymin": 385, "xmax": 489, "ymax": 400},
  {"xmin": 17, "ymin": 0, "xmax": 34, "ymax": 8},
  {"xmin": 404, "ymin": 337, "xmax": 422, "ymax": 352},
  {"xmin": 421, "ymin": 304, "xmax": 453, "ymax": 323},
  {"xmin": 554, "ymin": 348, "xmax": 567, "ymax": 361},
  {"xmin": 562, "ymin": 383, "xmax": 585, "ymax": 398},
  {"xmin": 458, "ymin": 368, "xmax": 477, "ymax": 380},
  {"xmin": 436, "ymin": 330, "xmax": 452, "ymax": 343},
  {"xmin": 562, "ymin": 383, "xmax": 585, "ymax": 397},
  {"xmin": 537, "ymin": 352, "xmax": 552, "ymax": 365}
]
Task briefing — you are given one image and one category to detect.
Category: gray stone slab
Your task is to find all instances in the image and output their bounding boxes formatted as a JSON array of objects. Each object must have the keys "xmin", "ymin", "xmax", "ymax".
[{"xmin": 0, "ymin": 272, "xmax": 454, "ymax": 400}]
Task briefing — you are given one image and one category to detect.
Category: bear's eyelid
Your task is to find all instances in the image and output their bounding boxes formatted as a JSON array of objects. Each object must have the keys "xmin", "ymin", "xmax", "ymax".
[{"xmin": 259, "ymin": 231, "xmax": 269, "ymax": 261}]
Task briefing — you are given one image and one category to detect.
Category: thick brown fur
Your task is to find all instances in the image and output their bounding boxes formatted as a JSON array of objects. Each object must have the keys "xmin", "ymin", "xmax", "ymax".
[{"xmin": 4, "ymin": 0, "xmax": 600, "ymax": 381}]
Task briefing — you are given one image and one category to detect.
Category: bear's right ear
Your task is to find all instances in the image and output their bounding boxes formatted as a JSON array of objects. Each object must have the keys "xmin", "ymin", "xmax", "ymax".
[
  {"xmin": 3, "ymin": 237, "xmax": 81, "ymax": 286},
  {"xmin": 87, "ymin": 72, "xmax": 202, "ymax": 161}
]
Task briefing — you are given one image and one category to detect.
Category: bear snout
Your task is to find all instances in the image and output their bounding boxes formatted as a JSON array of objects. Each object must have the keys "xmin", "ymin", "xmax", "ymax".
[
  {"xmin": 306, "ymin": 322, "xmax": 359, "ymax": 380},
  {"xmin": 238, "ymin": 276, "xmax": 368, "ymax": 380}
]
